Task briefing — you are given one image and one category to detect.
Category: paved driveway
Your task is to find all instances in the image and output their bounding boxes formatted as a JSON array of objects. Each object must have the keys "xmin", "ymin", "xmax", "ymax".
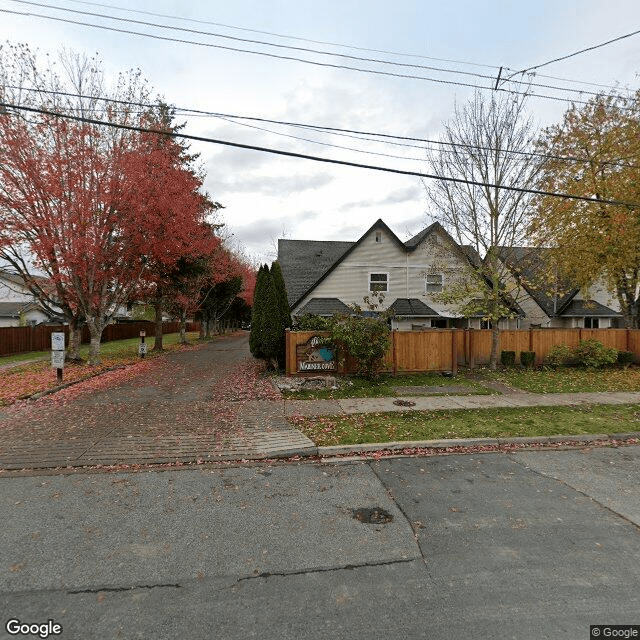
[{"xmin": 0, "ymin": 334, "xmax": 314, "ymax": 470}]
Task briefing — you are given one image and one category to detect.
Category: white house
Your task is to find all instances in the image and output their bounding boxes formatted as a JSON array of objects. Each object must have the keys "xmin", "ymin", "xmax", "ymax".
[
  {"xmin": 278, "ymin": 219, "xmax": 521, "ymax": 330},
  {"xmin": 0, "ymin": 270, "xmax": 63, "ymax": 327},
  {"xmin": 497, "ymin": 247, "xmax": 622, "ymax": 329}
]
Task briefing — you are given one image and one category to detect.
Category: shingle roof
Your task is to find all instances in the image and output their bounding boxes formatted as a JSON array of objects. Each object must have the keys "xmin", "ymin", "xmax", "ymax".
[
  {"xmin": 559, "ymin": 299, "xmax": 622, "ymax": 317},
  {"xmin": 388, "ymin": 298, "xmax": 441, "ymax": 317},
  {"xmin": 0, "ymin": 301, "xmax": 38, "ymax": 317},
  {"xmin": 403, "ymin": 223, "xmax": 439, "ymax": 250},
  {"xmin": 296, "ymin": 298, "xmax": 353, "ymax": 316},
  {"xmin": 278, "ymin": 239, "xmax": 354, "ymax": 306},
  {"xmin": 497, "ymin": 246, "xmax": 578, "ymax": 317}
]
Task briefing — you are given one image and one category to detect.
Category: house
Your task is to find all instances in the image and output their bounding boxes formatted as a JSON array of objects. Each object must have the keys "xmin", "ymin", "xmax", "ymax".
[
  {"xmin": 278, "ymin": 219, "xmax": 520, "ymax": 330},
  {"xmin": 0, "ymin": 270, "xmax": 63, "ymax": 327},
  {"xmin": 497, "ymin": 247, "xmax": 622, "ymax": 329}
]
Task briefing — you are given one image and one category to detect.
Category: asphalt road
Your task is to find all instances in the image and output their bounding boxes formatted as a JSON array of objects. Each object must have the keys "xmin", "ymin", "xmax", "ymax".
[{"xmin": 1, "ymin": 445, "xmax": 639, "ymax": 639}]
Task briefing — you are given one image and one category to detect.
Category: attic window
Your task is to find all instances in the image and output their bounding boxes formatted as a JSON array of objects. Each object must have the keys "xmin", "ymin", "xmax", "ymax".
[
  {"xmin": 369, "ymin": 273, "xmax": 388, "ymax": 292},
  {"xmin": 375, "ymin": 231, "xmax": 383, "ymax": 243}
]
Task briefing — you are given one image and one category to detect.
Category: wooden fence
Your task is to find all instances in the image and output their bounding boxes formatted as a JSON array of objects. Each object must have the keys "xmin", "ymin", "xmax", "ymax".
[
  {"xmin": 286, "ymin": 328, "xmax": 640, "ymax": 375},
  {"xmin": 0, "ymin": 321, "xmax": 201, "ymax": 357}
]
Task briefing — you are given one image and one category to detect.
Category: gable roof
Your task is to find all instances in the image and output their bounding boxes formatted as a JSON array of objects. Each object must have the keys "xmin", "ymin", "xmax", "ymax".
[
  {"xmin": 559, "ymin": 299, "xmax": 622, "ymax": 318},
  {"xmin": 279, "ymin": 218, "xmax": 479, "ymax": 311},
  {"xmin": 278, "ymin": 239, "xmax": 354, "ymax": 306},
  {"xmin": 296, "ymin": 297, "xmax": 353, "ymax": 316},
  {"xmin": 497, "ymin": 246, "xmax": 579, "ymax": 318}
]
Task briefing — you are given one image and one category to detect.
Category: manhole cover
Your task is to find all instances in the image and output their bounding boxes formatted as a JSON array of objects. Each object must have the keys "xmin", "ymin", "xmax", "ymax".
[
  {"xmin": 393, "ymin": 399, "xmax": 416, "ymax": 407},
  {"xmin": 352, "ymin": 507, "xmax": 394, "ymax": 524}
]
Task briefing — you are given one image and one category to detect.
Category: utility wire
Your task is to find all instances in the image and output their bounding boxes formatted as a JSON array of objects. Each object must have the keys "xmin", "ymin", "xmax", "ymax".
[
  {"xmin": 7, "ymin": 0, "xmax": 630, "ymax": 101},
  {"xmin": 44, "ymin": 0, "xmax": 635, "ymax": 94},
  {"xmin": 516, "ymin": 27, "xmax": 640, "ymax": 75},
  {"xmin": 1, "ymin": 100, "xmax": 637, "ymax": 208},
  {"xmin": 0, "ymin": 6, "xmax": 610, "ymax": 107},
  {"xmin": 7, "ymin": 85, "xmax": 638, "ymax": 169}
]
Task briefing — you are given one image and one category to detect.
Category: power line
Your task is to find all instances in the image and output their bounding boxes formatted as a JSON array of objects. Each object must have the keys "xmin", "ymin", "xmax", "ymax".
[
  {"xmin": 0, "ymin": 6, "xmax": 609, "ymax": 107},
  {"xmin": 516, "ymin": 27, "xmax": 640, "ymax": 75},
  {"xmin": 38, "ymin": 0, "xmax": 504, "ymax": 70},
  {"xmin": 8, "ymin": 85, "xmax": 638, "ymax": 169},
  {"xmin": 9, "ymin": 0, "xmax": 631, "ymax": 102},
  {"xmin": 45, "ymin": 0, "xmax": 637, "ymax": 94},
  {"xmin": 1, "ymin": 100, "xmax": 637, "ymax": 208}
]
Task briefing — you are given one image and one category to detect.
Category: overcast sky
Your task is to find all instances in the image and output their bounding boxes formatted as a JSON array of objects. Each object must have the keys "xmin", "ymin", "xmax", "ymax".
[{"xmin": 1, "ymin": 0, "xmax": 639, "ymax": 263}]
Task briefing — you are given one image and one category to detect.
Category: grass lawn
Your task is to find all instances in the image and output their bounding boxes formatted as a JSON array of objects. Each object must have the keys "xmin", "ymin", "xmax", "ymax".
[
  {"xmin": 290, "ymin": 403, "xmax": 640, "ymax": 447},
  {"xmin": 0, "ymin": 332, "xmax": 202, "ymax": 406},
  {"xmin": 475, "ymin": 366, "xmax": 640, "ymax": 393},
  {"xmin": 281, "ymin": 371, "xmax": 491, "ymax": 399}
]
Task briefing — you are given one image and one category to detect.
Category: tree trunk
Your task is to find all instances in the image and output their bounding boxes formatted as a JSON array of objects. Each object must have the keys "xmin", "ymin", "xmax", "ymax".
[
  {"xmin": 66, "ymin": 317, "xmax": 83, "ymax": 362},
  {"xmin": 153, "ymin": 296, "xmax": 164, "ymax": 351},
  {"xmin": 179, "ymin": 308, "xmax": 188, "ymax": 344},
  {"xmin": 199, "ymin": 317, "xmax": 205, "ymax": 339},
  {"xmin": 85, "ymin": 318, "xmax": 105, "ymax": 365},
  {"xmin": 489, "ymin": 326, "xmax": 500, "ymax": 370}
]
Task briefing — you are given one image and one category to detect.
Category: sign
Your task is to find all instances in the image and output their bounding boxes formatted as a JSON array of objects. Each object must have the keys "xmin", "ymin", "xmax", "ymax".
[
  {"xmin": 51, "ymin": 350, "xmax": 65, "ymax": 368},
  {"xmin": 296, "ymin": 335, "xmax": 336, "ymax": 372},
  {"xmin": 138, "ymin": 343, "xmax": 148, "ymax": 356},
  {"xmin": 51, "ymin": 332, "xmax": 65, "ymax": 351}
]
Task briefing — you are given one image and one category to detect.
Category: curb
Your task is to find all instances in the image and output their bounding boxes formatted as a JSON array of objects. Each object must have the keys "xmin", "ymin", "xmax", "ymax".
[{"xmin": 316, "ymin": 432, "xmax": 640, "ymax": 458}]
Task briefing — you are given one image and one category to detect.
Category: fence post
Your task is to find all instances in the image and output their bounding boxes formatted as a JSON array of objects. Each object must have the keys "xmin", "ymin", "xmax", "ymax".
[
  {"xmin": 529, "ymin": 327, "xmax": 533, "ymax": 353},
  {"xmin": 468, "ymin": 328, "xmax": 475, "ymax": 370},
  {"xmin": 627, "ymin": 328, "xmax": 631, "ymax": 352},
  {"xmin": 285, "ymin": 330, "xmax": 291, "ymax": 376}
]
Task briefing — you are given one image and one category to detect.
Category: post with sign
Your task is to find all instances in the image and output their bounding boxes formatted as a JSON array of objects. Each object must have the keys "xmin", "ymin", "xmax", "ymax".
[
  {"xmin": 51, "ymin": 332, "xmax": 65, "ymax": 383},
  {"xmin": 139, "ymin": 330, "xmax": 147, "ymax": 358}
]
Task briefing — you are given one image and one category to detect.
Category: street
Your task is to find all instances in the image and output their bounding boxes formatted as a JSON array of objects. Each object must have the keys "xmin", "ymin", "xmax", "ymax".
[{"xmin": 2, "ymin": 446, "xmax": 639, "ymax": 639}]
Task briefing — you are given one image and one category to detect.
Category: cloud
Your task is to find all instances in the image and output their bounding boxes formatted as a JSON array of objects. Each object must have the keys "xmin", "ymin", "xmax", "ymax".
[
  {"xmin": 212, "ymin": 172, "xmax": 334, "ymax": 196},
  {"xmin": 337, "ymin": 185, "xmax": 421, "ymax": 212}
]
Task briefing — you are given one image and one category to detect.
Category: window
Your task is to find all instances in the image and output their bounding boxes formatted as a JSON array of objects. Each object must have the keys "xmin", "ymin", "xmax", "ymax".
[
  {"xmin": 584, "ymin": 317, "xmax": 599, "ymax": 329},
  {"xmin": 431, "ymin": 318, "xmax": 447, "ymax": 329},
  {"xmin": 375, "ymin": 231, "xmax": 383, "ymax": 243},
  {"xmin": 369, "ymin": 273, "xmax": 388, "ymax": 292},
  {"xmin": 425, "ymin": 274, "xmax": 443, "ymax": 293}
]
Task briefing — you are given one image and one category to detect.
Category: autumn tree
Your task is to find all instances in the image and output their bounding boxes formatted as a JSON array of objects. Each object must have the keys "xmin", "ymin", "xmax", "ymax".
[
  {"xmin": 0, "ymin": 45, "xmax": 153, "ymax": 363},
  {"xmin": 424, "ymin": 91, "xmax": 543, "ymax": 368},
  {"xmin": 531, "ymin": 92, "xmax": 640, "ymax": 328}
]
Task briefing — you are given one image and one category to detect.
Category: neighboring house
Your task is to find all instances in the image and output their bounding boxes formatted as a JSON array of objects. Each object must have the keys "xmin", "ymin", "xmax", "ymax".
[
  {"xmin": 0, "ymin": 270, "xmax": 63, "ymax": 327},
  {"xmin": 278, "ymin": 219, "xmax": 520, "ymax": 330},
  {"xmin": 497, "ymin": 247, "xmax": 622, "ymax": 329}
]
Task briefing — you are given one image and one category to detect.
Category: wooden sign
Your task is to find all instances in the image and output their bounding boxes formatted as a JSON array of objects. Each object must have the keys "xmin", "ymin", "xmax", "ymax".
[
  {"xmin": 51, "ymin": 332, "xmax": 65, "ymax": 351},
  {"xmin": 296, "ymin": 335, "xmax": 336, "ymax": 372}
]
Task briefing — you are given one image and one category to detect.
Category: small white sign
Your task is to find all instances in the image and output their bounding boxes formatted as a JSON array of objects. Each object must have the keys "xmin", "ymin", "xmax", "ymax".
[
  {"xmin": 51, "ymin": 332, "xmax": 65, "ymax": 351},
  {"xmin": 138, "ymin": 343, "xmax": 148, "ymax": 355},
  {"xmin": 51, "ymin": 351, "xmax": 65, "ymax": 368}
]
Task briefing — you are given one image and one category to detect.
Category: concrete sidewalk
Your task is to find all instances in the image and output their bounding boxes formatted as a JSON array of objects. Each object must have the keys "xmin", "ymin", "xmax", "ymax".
[{"xmin": 284, "ymin": 390, "xmax": 640, "ymax": 416}]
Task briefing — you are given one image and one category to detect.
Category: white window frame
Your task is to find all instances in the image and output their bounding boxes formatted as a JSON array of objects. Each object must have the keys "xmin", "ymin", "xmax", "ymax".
[
  {"xmin": 425, "ymin": 273, "xmax": 443, "ymax": 293},
  {"xmin": 369, "ymin": 272, "xmax": 388, "ymax": 293},
  {"xmin": 374, "ymin": 231, "xmax": 383, "ymax": 243},
  {"xmin": 584, "ymin": 317, "xmax": 599, "ymax": 329}
]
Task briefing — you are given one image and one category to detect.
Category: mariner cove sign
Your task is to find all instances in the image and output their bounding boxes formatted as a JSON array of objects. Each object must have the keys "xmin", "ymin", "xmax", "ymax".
[{"xmin": 296, "ymin": 335, "xmax": 336, "ymax": 372}]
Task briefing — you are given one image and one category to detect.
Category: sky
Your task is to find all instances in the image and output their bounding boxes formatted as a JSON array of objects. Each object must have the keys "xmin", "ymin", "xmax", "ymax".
[{"xmin": 1, "ymin": 0, "xmax": 639, "ymax": 263}]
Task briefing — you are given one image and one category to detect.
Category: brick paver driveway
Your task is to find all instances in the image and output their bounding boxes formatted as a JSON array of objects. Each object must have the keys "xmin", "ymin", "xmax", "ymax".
[{"xmin": 0, "ymin": 333, "xmax": 315, "ymax": 471}]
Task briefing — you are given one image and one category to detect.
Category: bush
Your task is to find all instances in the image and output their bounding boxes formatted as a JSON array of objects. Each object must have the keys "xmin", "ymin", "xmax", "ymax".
[
  {"xmin": 545, "ymin": 344, "xmax": 574, "ymax": 368},
  {"xmin": 617, "ymin": 350, "xmax": 635, "ymax": 369},
  {"xmin": 293, "ymin": 313, "xmax": 332, "ymax": 331},
  {"xmin": 574, "ymin": 339, "xmax": 618, "ymax": 368},
  {"xmin": 520, "ymin": 351, "xmax": 536, "ymax": 368},
  {"xmin": 327, "ymin": 312, "xmax": 391, "ymax": 380},
  {"xmin": 500, "ymin": 350, "xmax": 516, "ymax": 366}
]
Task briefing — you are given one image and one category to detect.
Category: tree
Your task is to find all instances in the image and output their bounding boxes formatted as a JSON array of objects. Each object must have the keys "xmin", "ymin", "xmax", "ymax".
[
  {"xmin": 0, "ymin": 45, "xmax": 152, "ymax": 363},
  {"xmin": 249, "ymin": 264, "xmax": 282, "ymax": 368},
  {"xmin": 530, "ymin": 92, "xmax": 640, "ymax": 328},
  {"xmin": 270, "ymin": 261, "xmax": 292, "ymax": 367},
  {"xmin": 423, "ymin": 91, "xmax": 543, "ymax": 368}
]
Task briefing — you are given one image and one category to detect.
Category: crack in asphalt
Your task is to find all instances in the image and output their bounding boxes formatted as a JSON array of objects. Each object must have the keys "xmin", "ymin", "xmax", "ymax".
[
  {"xmin": 67, "ymin": 583, "xmax": 182, "ymax": 594},
  {"xmin": 235, "ymin": 557, "xmax": 419, "ymax": 583},
  {"xmin": 508, "ymin": 454, "xmax": 640, "ymax": 532}
]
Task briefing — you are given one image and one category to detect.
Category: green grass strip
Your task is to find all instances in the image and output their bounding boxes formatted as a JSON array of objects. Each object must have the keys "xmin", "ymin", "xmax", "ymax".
[{"xmin": 290, "ymin": 403, "xmax": 640, "ymax": 446}]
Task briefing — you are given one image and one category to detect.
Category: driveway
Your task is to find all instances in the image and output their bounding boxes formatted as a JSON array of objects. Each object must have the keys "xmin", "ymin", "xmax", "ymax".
[{"xmin": 0, "ymin": 334, "xmax": 314, "ymax": 470}]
